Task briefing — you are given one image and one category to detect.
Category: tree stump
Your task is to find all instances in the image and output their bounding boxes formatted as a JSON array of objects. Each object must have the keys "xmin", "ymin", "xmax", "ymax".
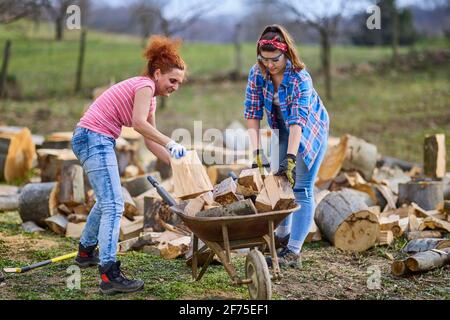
[
  {"xmin": 37, "ymin": 148, "xmax": 79, "ymax": 182},
  {"xmin": 42, "ymin": 132, "xmax": 73, "ymax": 150},
  {"xmin": 315, "ymin": 189, "xmax": 380, "ymax": 252},
  {"xmin": 58, "ymin": 163, "xmax": 85, "ymax": 206},
  {"xmin": 19, "ymin": 182, "xmax": 59, "ymax": 227},
  {"xmin": 398, "ymin": 181, "xmax": 444, "ymax": 210},
  {"xmin": 0, "ymin": 128, "xmax": 35, "ymax": 183}
]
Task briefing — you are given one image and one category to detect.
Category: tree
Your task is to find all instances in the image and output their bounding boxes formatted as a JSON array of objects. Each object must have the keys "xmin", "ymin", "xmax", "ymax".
[
  {"xmin": 131, "ymin": 0, "xmax": 160, "ymax": 47},
  {"xmin": 44, "ymin": 0, "xmax": 73, "ymax": 41},
  {"xmin": 0, "ymin": 0, "xmax": 48, "ymax": 24}
]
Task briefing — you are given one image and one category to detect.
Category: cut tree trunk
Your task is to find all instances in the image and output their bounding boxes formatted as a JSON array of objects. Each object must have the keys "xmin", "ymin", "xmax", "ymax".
[
  {"xmin": 378, "ymin": 230, "xmax": 394, "ymax": 246},
  {"xmin": 315, "ymin": 189, "xmax": 380, "ymax": 252},
  {"xmin": 405, "ymin": 247, "xmax": 450, "ymax": 273},
  {"xmin": 391, "ymin": 259, "xmax": 410, "ymax": 276},
  {"xmin": 42, "ymin": 132, "xmax": 73, "ymax": 150},
  {"xmin": 18, "ymin": 182, "xmax": 59, "ymax": 227},
  {"xmin": 398, "ymin": 181, "xmax": 444, "ymax": 210},
  {"xmin": 37, "ymin": 149, "xmax": 79, "ymax": 182},
  {"xmin": 0, "ymin": 128, "xmax": 36, "ymax": 183},
  {"xmin": 58, "ymin": 163, "xmax": 85, "ymax": 206},
  {"xmin": 402, "ymin": 238, "xmax": 450, "ymax": 254},
  {"xmin": 342, "ymin": 135, "xmax": 378, "ymax": 181},
  {"xmin": 171, "ymin": 151, "xmax": 213, "ymax": 200},
  {"xmin": 196, "ymin": 199, "xmax": 257, "ymax": 218},
  {"xmin": 407, "ymin": 230, "xmax": 442, "ymax": 241},
  {"xmin": 423, "ymin": 134, "xmax": 446, "ymax": 179}
]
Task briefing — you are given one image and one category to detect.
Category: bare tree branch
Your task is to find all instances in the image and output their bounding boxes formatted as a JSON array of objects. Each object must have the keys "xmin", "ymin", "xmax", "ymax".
[{"xmin": 0, "ymin": 0, "xmax": 49, "ymax": 24}]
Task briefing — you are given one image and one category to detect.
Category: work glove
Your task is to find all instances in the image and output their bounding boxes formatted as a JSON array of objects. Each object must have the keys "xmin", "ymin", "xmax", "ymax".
[
  {"xmin": 275, "ymin": 153, "xmax": 296, "ymax": 188},
  {"xmin": 251, "ymin": 149, "xmax": 270, "ymax": 175},
  {"xmin": 165, "ymin": 140, "xmax": 187, "ymax": 159}
]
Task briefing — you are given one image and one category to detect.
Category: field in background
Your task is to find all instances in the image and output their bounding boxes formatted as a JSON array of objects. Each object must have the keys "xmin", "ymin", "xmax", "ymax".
[{"xmin": 0, "ymin": 21, "xmax": 449, "ymax": 164}]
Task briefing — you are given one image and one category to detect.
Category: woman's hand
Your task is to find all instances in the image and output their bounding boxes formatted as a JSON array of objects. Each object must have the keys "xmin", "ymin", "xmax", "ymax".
[
  {"xmin": 165, "ymin": 140, "xmax": 186, "ymax": 159},
  {"xmin": 275, "ymin": 153, "xmax": 296, "ymax": 187}
]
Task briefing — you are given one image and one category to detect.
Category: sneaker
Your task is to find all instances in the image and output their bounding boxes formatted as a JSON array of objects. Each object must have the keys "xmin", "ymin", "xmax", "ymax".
[
  {"xmin": 99, "ymin": 261, "xmax": 144, "ymax": 294},
  {"xmin": 274, "ymin": 234, "xmax": 290, "ymax": 249},
  {"xmin": 266, "ymin": 247, "xmax": 301, "ymax": 269},
  {"xmin": 75, "ymin": 243, "xmax": 100, "ymax": 268}
]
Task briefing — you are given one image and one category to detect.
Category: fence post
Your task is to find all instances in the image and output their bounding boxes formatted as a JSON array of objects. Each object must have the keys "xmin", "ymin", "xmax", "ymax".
[
  {"xmin": 0, "ymin": 39, "xmax": 12, "ymax": 99},
  {"xmin": 75, "ymin": 30, "xmax": 86, "ymax": 93}
]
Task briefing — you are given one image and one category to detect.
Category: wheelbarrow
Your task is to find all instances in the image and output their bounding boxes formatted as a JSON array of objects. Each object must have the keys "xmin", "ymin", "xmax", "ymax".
[{"xmin": 147, "ymin": 175, "xmax": 299, "ymax": 300}]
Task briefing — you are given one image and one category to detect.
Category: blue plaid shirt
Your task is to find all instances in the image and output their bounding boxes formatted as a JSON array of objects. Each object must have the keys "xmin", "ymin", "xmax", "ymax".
[{"xmin": 244, "ymin": 60, "xmax": 329, "ymax": 170}]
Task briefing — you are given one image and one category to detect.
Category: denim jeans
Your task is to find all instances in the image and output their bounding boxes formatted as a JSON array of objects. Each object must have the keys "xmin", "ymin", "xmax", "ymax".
[
  {"xmin": 71, "ymin": 127, "xmax": 124, "ymax": 267},
  {"xmin": 271, "ymin": 121, "xmax": 328, "ymax": 255}
]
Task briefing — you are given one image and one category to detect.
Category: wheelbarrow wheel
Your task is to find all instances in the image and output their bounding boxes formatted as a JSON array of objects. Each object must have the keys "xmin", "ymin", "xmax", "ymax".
[{"xmin": 245, "ymin": 249, "xmax": 272, "ymax": 300}]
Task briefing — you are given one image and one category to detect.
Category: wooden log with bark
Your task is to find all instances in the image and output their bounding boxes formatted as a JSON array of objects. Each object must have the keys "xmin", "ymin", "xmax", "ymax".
[
  {"xmin": 317, "ymin": 135, "xmax": 348, "ymax": 186},
  {"xmin": 45, "ymin": 214, "xmax": 68, "ymax": 235},
  {"xmin": 342, "ymin": 135, "xmax": 378, "ymax": 181},
  {"xmin": 237, "ymin": 168, "xmax": 264, "ymax": 197},
  {"xmin": 407, "ymin": 230, "xmax": 442, "ymax": 241},
  {"xmin": 18, "ymin": 182, "xmax": 59, "ymax": 227},
  {"xmin": 423, "ymin": 134, "xmax": 446, "ymax": 179},
  {"xmin": 58, "ymin": 163, "xmax": 85, "ymax": 206},
  {"xmin": 143, "ymin": 196, "xmax": 180, "ymax": 232},
  {"xmin": 196, "ymin": 199, "xmax": 257, "ymax": 218},
  {"xmin": 0, "ymin": 194, "xmax": 19, "ymax": 212},
  {"xmin": 398, "ymin": 181, "xmax": 444, "ymax": 211},
  {"xmin": 315, "ymin": 189, "xmax": 380, "ymax": 252},
  {"xmin": 402, "ymin": 238, "xmax": 450, "ymax": 254},
  {"xmin": 405, "ymin": 247, "xmax": 450, "ymax": 273},
  {"xmin": 171, "ymin": 151, "xmax": 213, "ymax": 200},
  {"xmin": 42, "ymin": 132, "xmax": 73, "ymax": 150},
  {"xmin": 122, "ymin": 172, "xmax": 160, "ymax": 197},
  {"xmin": 262, "ymin": 174, "xmax": 296, "ymax": 210},
  {"xmin": 122, "ymin": 187, "xmax": 138, "ymax": 220},
  {"xmin": 378, "ymin": 230, "xmax": 394, "ymax": 246},
  {"xmin": 37, "ymin": 149, "xmax": 79, "ymax": 182},
  {"xmin": 115, "ymin": 137, "xmax": 143, "ymax": 177},
  {"xmin": 391, "ymin": 259, "xmax": 410, "ymax": 276},
  {"xmin": 0, "ymin": 128, "xmax": 36, "ymax": 183},
  {"xmin": 119, "ymin": 216, "xmax": 144, "ymax": 241}
]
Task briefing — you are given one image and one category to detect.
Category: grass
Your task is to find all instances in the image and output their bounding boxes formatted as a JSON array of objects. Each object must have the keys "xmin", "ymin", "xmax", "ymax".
[{"xmin": 1, "ymin": 211, "xmax": 449, "ymax": 300}]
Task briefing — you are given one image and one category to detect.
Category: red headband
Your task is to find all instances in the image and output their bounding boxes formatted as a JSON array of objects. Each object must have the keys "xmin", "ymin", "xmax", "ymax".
[{"xmin": 258, "ymin": 37, "xmax": 288, "ymax": 52}]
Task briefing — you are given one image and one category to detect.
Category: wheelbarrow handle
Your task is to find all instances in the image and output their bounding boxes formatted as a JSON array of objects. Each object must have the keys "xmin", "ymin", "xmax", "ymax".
[{"xmin": 146, "ymin": 175, "xmax": 177, "ymax": 207}]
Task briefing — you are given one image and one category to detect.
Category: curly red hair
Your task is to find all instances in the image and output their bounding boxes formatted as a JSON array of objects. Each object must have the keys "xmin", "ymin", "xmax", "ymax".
[{"xmin": 143, "ymin": 35, "xmax": 186, "ymax": 77}]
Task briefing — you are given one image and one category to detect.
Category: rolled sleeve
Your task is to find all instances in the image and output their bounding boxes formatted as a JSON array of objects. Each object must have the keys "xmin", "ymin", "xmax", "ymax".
[
  {"xmin": 244, "ymin": 66, "xmax": 264, "ymax": 120},
  {"xmin": 286, "ymin": 76, "xmax": 312, "ymax": 128}
]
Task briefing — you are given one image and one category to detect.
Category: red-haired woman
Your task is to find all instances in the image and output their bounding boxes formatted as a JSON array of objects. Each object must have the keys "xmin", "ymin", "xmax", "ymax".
[{"xmin": 71, "ymin": 36, "xmax": 186, "ymax": 294}]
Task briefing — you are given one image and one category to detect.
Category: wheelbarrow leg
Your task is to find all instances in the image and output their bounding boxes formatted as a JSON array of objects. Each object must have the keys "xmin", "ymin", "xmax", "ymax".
[
  {"xmin": 205, "ymin": 241, "xmax": 239, "ymax": 283},
  {"xmin": 196, "ymin": 251, "xmax": 215, "ymax": 281},
  {"xmin": 268, "ymin": 219, "xmax": 282, "ymax": 279},
  {"xmin": 192, "ymin": 235, "xmax": 198, "ymax": 280}
]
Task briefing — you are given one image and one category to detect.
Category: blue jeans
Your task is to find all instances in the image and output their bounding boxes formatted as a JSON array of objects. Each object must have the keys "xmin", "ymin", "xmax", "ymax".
[
  {"xmin": 271, "ymin": 123, "xmax": 328, "ymax": 255},
  {"xmin": 71, "ymin": 127, "xmax": 124, "ymax": 267}
]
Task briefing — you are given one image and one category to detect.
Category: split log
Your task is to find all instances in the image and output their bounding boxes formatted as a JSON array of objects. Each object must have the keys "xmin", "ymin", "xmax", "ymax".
[
  {"xmin": 237, "ymin": 168, "xmax": 264, "ymax": 197},
  {"xmin": 407, "ymin": 231, "xmax": 442, "ymax": 241},
  {"xmin": 37, "ymin": 149, "xmax": 79, "ymax": 182},
  {"xmin": 115, "ymin": 137, "xmax": 143, "ymax": 177},
  {"xmin": 317, "ymin": 135, "xmax": 348, "ymax": 185},
  {"xmin": 0, "ymin": 128, "xmax": 35, "ymax": 183},
  {"xmin": 342, "ymin": 135, "xmax": 378, "ymax": 181},
  {"xmin": 58, "ymin": 163, "xmax": 85, "ymax": 206},
  {"xmin": 119, "ymin": 216, "xmax": 144, "ymax": 241},
  {"xmin": 408, "ymin": 213, "xmax": 421, "ymax": 232},
  {"xmin": 315, "ymin": 189, "xmax": 380, "ymax": 252},
  {"xmin": 378, "ymin": 230, "xmax": 394, "ymax": 246},
  {"xmin": 122, "ymin": 187, "xmax": 138, "ymax": 220},
  {"xmin": 255, "ymin": 187, "xmax": 272, "ymax": 213},
  {"xmin": 122, "ymin": 172, "xmax": 160, "ymax": 197},
  {"xmin": 171, "ymin": 151, "xmax": 213, "ymax": 200},
  {"xmin": 45, "ymin": 214, "xmax": 68, "ymax": 235},
  {"xmin": 213, "ymin": 177, "xmax": 240, "ymax": 205},
  {"xmin": 183, "ymin": 196, "xmax": 205, "ymax": 217},
  {"xmin": 143, "ymin": 196, "xmax": 180, "ymax": 232},
  {"xmin": 405, "ymin": 247, "xmax": 450, "ymax": 273},
  {"xmin": 423, "ymin": 134, "xmax": 446, "ymax": 179},
  {"xmin": 196, "ymin": 199, "xmax": 257, "ymax": 218},
  {"xmin": 379, "ymin": 215, "xmax": 400, "ymax": 234},
  {"xmin": 262, "ymin": 174, "xmax": 296, "ymax": 211},
  {"xmin": 0, "ymin": 194, "xmax": 19, "ymax": 212},
  {"xmin": 402, "ymin": 238, "xmax": 450, "ymax": 254},
  {"xmin": 419, "ymin": 216, "xmax": 450, "ymax": 233},
  {"xmin": 18, "ymin": 182, "xmax": 59, "ymax": 227},
  {"xmin": 157, "ymin": 235, "xmax": 191, "ymax": 259},
  {"xmin": 42, "ymin": 132, "xmax": 73, "ymax": 150},
  {"xmin": 398, "ymin": 181, "xmax": 444, "ymax": 210},
  {"xmin": 207, "ymin": 164, "xmax": 247, "ymax": 185},
  {"xmin": 372, "ymin": 166, "xmax": 411, "ymax": 194},
  {"xmin": 118, "ymin": 232, "xmax": 154, "ymax": 252},
  {"xmin": 341, "ymin": 188, "xmax": 377, "ymax": 207},
  {"xmin": 65, "ymin": 222, "xmax": 86, "ymax": 238}
]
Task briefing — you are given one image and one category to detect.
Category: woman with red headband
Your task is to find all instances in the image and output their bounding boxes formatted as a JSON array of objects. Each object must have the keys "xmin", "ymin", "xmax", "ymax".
[{"xmin": 244, "ymin": 25, "xmax": 329, "ymax": 268}]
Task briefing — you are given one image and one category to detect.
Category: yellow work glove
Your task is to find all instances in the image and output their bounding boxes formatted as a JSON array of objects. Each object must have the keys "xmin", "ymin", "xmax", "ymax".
[{"xmin": 275, "ymin": 154, "xmax": 296, "ymax": 187}]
